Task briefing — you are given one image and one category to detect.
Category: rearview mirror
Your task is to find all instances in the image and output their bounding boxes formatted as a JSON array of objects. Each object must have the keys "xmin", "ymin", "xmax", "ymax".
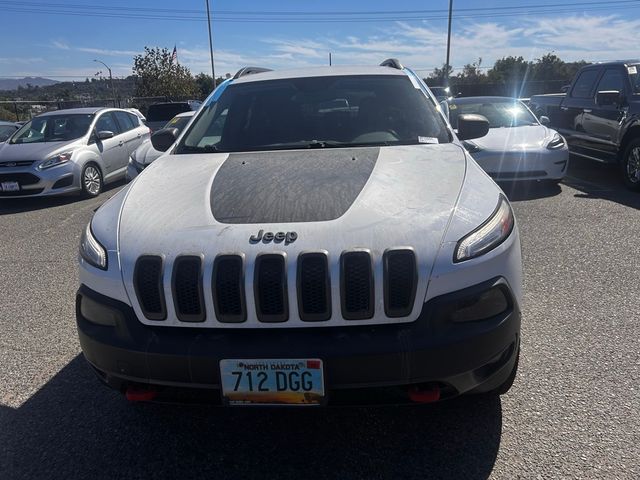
[
  {"xmin": 151, "ymin": 127, "xmax": 179, "ymax": 152},
  {"xmin": 596, "ymin": 90, "xmax": 622, "ymax": 106},
  {"xmin": 561, "ymin": 85, "xmax": 570, "ymax": 93},
  {"xmin": 539, "ymin": 116, "xmax": 550, "ymax": 126},
  {"xmin": 457, "ymin": 114, "xmax": 490, "ymax": 141},
  {"xmin": 96, "ymin": 130, "xmax": 114, "ymax": 140}
]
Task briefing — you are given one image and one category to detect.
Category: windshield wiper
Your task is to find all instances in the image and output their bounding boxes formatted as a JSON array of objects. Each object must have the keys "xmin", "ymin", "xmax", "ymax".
[
  {"xmin": 305, "ymin": 140, "xmax": 346, "ymax": 149},
  {"xmin": 179, "ymin": 144, "xmax": 222, "ymax": 153}
]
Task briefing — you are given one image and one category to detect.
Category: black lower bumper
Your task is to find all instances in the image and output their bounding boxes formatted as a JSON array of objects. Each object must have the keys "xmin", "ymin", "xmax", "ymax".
[{"xmin": 76, "ymin": 278, "xmax": 520, "ymax": 404}]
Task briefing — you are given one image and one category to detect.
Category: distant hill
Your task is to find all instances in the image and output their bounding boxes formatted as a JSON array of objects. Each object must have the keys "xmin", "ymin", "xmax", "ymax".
[{"xmin": 0, "ymin": 77, "xmax": 59, "ymax": 90}]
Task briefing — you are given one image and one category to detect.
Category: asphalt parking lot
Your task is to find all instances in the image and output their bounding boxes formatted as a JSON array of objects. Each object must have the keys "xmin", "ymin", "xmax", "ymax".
[{"xmin": 0, "ymin": 158, "xmax": 638, "ymax": 479}]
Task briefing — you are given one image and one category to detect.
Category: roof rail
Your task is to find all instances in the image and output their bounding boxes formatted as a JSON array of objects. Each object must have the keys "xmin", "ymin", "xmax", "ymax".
[
  {"xmin": 380, "ymin": 58, "xmax": 403, "ymax": 70},
  {"xmin": 233, "ymin": 67, "xmax": 273, "ymax": 79}
]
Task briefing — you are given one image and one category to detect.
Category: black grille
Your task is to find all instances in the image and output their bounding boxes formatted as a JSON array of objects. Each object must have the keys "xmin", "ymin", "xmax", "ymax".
[
  {"xmin": 0, "ymin": 188, "xmax": 44, "ymax": 197},
  {"xmin": 384, "ymin": 249, "xmax": 417, "ymax": 318},
  {"xmin": 297, "ymin": 252, "xmax": 331, "ymax": 321},
  {"xmin": 133, "ymin": 256, "xmax": 166, "ymax": 320},
  {"xmin": 213, "ymin": 255, "xmax": 246, "ymax": 323},
  {"xmin": 0, "ymin": 173, "xmax": 40, "ymax": 185},
  {"xmin": 172, "ymin": 256, "xmax": 205, "ymax": 322},
  {"xmin": 254, "ymin": 254, "xmax": 288, "ymax": 322},
  {"xmin": 341, "ymin": 251, "xmax": 374, "ymax": 320}
]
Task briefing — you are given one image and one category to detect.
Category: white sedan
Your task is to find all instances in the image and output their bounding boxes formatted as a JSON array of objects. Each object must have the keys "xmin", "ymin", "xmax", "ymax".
[{"xmin": 449, "ymin": 96, "xmax": 569, "ymax": 183}]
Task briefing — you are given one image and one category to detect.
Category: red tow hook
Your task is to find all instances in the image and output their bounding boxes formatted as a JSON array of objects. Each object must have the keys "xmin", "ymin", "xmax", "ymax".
[
  {"xmin": 408, "ymin": 384, "xmax": 441, "ymax": 403},
  {"xmin": 125, "ymin": 386, "xmax": 158, "ymax": 402}
]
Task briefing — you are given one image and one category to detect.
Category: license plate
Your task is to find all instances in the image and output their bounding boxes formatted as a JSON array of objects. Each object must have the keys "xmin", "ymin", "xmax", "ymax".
[
  {"xmin": 220, "ymin": 359, "xmax": 325, "ymax": 406},
  {"xmin": 0, "ymin": 182, "xmax": 19, "ymax": 192}
]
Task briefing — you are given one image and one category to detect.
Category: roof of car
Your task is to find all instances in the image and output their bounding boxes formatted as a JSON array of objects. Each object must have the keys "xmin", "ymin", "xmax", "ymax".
[
  {"xmin": 591, "ymin": 60, "xmax": 640, "ymax": 67},
  {"xmin": 232, "ymin": 65, "xmax": 408, "ymax": 84},
  {"xmin": 38, "ymin": 107, "xmax": 107, "ymax": 116},
  {"xmin": 0, "ymin": 120, "xmax": 19, "ymax": 126},
  {"xmin": 451, "ymin": 96, "xmax": 521, "ymax": 104}
]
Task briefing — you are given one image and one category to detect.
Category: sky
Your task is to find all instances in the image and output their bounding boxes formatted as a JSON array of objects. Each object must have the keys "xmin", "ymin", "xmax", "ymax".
[{"xmin": 1, "ymin": 0, "xmax": 640, "ymax": 80}]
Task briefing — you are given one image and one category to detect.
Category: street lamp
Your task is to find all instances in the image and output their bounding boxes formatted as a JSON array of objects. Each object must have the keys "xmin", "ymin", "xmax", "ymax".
[{"xmin": 94, "ymin": 59, "xmax": 118, "ymax": 107}]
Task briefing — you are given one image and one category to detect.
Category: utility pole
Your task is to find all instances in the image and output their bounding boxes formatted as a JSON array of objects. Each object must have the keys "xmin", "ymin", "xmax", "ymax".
[
  {"xmin": 94, "ymin": 59, "xmax": 117, "ymax": 107},
  {"xmin": 205, "ymin": 0, "xmax": 216, "ymax": 86},
  {"xmin": 445, "ymin": 0, "xmax": 453, "ymax": 87},
  {"xmin": 329, "ymin": 52, "xmax": 332, "ymax": 66}
]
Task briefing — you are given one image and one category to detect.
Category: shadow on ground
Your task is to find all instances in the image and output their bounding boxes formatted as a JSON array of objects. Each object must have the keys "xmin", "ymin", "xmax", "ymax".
[
  {"xmin": 1, "ymin": 356, "xmax": 503, "ymax": 480},
  {"xmin": 0, "ymin": 181, "xmax": 124, "ymax": 215}
]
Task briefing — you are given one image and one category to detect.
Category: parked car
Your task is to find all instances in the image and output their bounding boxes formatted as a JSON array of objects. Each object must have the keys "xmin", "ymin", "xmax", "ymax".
[
  {"xmin": 77, "ymin": 60, "xmax": 522, "ymax": 406},
  {"xmin": 126, "ymin": 108, "xmax": 146, "ymax": 123},
  {"xmin": 126, "ymin": 111, "xmax": 195, "ymax": 181},
  {"xmin": 428, "ymin": 85, "xmax": 453, "ymax": 103},
  {"xmin": 0, "ymin": 107, "xmax": 150, "ymax": 198},
  {"xmin": 449, "ymin": 96, "xmax": 569, "ymax": 183},
  {"xmin": 529, "ymin": 60, "xmax": 640, "ymax": 189},
  {"xmin": 0, "ymin": 121, "xmax": 20, "ymax": 142},
  {"xmin": 145, "ymin": 101, "xmax": 201, "ymax": 132}
]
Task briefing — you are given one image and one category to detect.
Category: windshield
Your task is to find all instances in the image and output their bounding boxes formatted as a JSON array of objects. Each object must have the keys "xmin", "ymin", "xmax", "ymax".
[
  {"xmin": 163, "ymin": 114, "xmax": 193, "ymax": 132},
  {"xmin": 177, "ymin": 75, "xmax": 450, "ymax": 154},
  {"xmin": 449, "ymin": 100, "xmax": 538, "ymax": 129},
  {"xmin": 0, "ymin": 125, "xmax": 17, "ymax": 142},
  {"xmin": 9, "ymin": 114, "xmax": 94, "ymax": 144}
]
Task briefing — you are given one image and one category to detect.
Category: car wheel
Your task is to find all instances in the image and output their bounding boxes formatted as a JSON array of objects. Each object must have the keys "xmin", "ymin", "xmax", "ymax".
[
  {"xmin": 621, "ymin": 139, "xmax": 640, "ymax": 191},
  {"xmin": 81, "ymin": 164, "xmax": 103, "ymax": 197}
]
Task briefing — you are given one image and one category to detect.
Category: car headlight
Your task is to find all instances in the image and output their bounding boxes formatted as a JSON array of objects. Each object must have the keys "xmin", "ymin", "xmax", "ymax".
[
  {"xmin": 462, "ymin": 140, "xmax": 482, "ymax": 153},
  {"xmin": 79, "ymin": 222, "xmax": 107, "ymax": 270},
  {"xmin": 454, "ymin": 196, "xmax": 514, "ymax": 262},
  {"xmin": 546, "ymin": 132, "xmax": 565, "ymax": 150},
  {"xmin": 38, "ymin": 151, "xmax": 73, "ymax": 170}
]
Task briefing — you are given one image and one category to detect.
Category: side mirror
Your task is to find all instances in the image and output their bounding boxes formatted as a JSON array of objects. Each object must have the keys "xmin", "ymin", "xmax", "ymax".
[
  {"xmin": 96, "ymin": 130, "xmax": 114, "ymax": 140},
  {"xmin": 560, "ymin": 85, "xmax": 570, "ymax": 93},
  {"xmin": 151, "ymin": 127, "xmax": 179, "ymax": 152},
  {"xmin": 596, "ymin": 90, "xmax": 622, "ymax": 106},
  {"xmin": 457, "ymin": 114, "xmax": 490, "ymax": 141},
  {"xmin": 539, "ymin": 115, "xmax": 551, "ymax": 126}
]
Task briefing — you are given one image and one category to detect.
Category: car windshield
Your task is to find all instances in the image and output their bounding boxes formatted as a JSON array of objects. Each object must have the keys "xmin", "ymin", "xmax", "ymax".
[
  {"xmin": 163, "ymin": 114, "xmax": 193, "ymax": 132},
  {"xmin": 9, "ymin": 114, "xmax": 94, "ymax": 144},
  {"xmin": 176, "ymin": 74, "xmax": 450, "ymax": 154},
  {"xmin": 449, "ymin": 100, "xmax": 538, "ymax": 129},
  {"xmin": 147, "ymin": 103, "xmax": 190, "ymax": 122},
  {"xmin": 0, "ymin": 125, "xmax": 16, "ymax": 142}
]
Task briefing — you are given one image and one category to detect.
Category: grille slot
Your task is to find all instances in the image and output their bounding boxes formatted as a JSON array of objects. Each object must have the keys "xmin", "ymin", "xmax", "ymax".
[
  {"xmin": 212, "ymin": 255, "xmax": 246, "ymax": 323},
  {"xmin": 384, "ymin": 249, "xmax": 417, "ymax": 318},
  {"xmin": 133, "ymin": 256, "xmax": 166, "ymax": 320},
  {"xmin": 172, "ymin": 256, "xmax": 205, "ymax": 322},
  {"xmin": 341, "ymin": 251, "xmax": 374, "ymax": 320},
  {"xmin": 297, "ymin": 252, "xmax": 331, "ymax": 321},
  {"xmin": 0, "ymin": 172, "xmax": 40, "ymax": 185},
  {"xmin": 0, "ymin": 161, "xmax": 35, "ymax": 168},
  {"xmin": 254, "ymin": 254, "xmax": 288, "ymax": 322}
]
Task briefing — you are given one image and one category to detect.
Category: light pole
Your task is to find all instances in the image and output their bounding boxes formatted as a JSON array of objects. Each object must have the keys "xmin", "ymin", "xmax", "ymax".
[
  {"xmin": 445, "ymin": 0, "xmax": 453, "ymax": 88},
  {"xmin": 205, "ymin": 0, "xmax": 216, "ymax": 86},
  {"xmin": 94, "ymin": 59, "xmax": 117, "ymax": 107}
]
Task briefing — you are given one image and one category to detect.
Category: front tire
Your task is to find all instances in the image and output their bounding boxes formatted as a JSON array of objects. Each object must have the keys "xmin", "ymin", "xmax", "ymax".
[
  {"xmin": 81, "ymin": 164, "xmax": 103, "ymax": 198},
  {"xmin": 621, "ymin": 139, "xmax": 640, "ymax": 191}
]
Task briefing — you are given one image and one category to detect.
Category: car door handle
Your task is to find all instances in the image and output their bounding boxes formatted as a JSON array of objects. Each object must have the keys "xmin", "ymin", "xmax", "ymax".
[
  {"xmin": 583, "ymin": 109, "xmax": 592, "ymax": 113},
  {"xmin": 137, "ymin": 133, "xmax": 141, "ymax": 138},
  {"xmin": 118, "ymin": 141, "xmax": 124, "ymax": 147},
  {"xmin": 560, "ymin": 106, "xmax": 569, "ymax": 111}
]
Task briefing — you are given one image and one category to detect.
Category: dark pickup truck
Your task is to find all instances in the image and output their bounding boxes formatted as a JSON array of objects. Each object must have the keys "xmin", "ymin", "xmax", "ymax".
[{"xmin": 529, "ymin": 60, "xmax": 640, "ymax": 189}]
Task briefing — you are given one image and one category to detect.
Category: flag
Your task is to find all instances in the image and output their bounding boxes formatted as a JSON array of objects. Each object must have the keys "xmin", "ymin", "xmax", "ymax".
[{"xmin": 171, "ymin": 45, "xmax": 177, "ymax": 64}]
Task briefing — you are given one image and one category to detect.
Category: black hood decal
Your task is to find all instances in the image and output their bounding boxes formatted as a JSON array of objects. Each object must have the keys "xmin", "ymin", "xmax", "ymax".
[{"xmin": 211, "ymin": 148, "xmax": 379, "ymax": 224}]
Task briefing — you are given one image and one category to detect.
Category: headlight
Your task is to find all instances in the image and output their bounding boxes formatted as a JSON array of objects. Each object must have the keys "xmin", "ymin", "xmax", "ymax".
[
  {"xmin": 462, "ymin": 140, "xmax": 482, "ymax": 153},
  {"xmin": 546, "ymin": 132, "xmax": 565, "ymax": 150},
  {"xmin": 455, "ymin": 196, "xmax": 514, "ymax": 262},
  {"xmin": 38, "ymin": 151, "xmax": 73, "ymax": 170},
  {"xmin": 79, "ymin": 222, "xmax": 107, "ymax": 270}
]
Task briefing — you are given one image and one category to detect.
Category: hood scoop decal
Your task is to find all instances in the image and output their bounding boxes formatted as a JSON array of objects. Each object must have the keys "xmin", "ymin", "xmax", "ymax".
[{"xmin": 211, "ymin": 148, "xmax": 379, "ymax": 224}]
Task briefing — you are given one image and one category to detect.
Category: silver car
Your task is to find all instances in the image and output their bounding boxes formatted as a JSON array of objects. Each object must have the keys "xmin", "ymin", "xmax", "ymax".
[{"xmin": 0, "ymin": 107, "xmax": 150, "ymax": 198}]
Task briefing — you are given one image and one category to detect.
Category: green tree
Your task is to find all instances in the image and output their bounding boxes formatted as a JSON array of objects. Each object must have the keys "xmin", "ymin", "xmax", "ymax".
[
  {"xmin": 455, "ymin": 58, "xmax": 487, "ymax": 84},
  {"xmin": 132, "ymin": 47, "xmax": 198, "ymax": 98},
  {"xmin": 425, "ymin": 64, "xmax": 454, "ymax": 86},
  {"xmin": 487, "ymin": 56, "xmax": 531, "ymax": 84}
]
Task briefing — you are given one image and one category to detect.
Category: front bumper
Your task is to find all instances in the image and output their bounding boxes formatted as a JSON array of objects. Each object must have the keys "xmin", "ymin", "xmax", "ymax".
[
  {"xmin": 473, "ymin": 146, "xmax": 569, "ymax": 181},
  {"xmin": 77, "ymin": 276, "xmax": 521, "ymax": 404},
  {"xmin": 0, "ymin": 163, "xmax": 80, "ymax": 197}
]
